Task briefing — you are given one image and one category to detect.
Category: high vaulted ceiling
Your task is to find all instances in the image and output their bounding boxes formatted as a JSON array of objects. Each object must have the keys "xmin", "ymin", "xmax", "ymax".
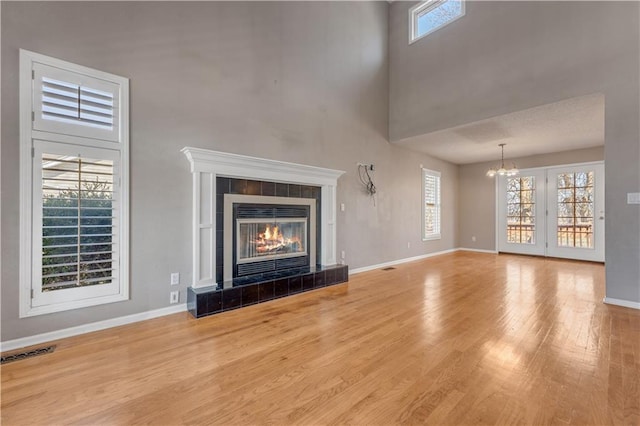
[{"xmin": 392, "ymin": 93, "xmax": 605, "ymax": 165}]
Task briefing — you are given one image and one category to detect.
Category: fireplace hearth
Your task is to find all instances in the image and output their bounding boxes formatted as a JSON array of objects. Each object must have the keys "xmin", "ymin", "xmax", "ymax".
[{"xmin": 187, "ymin": 182, "xmax": 347, "ymax": 319}]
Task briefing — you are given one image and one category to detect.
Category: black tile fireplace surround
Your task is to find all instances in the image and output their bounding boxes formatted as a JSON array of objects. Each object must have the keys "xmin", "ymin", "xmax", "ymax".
[
  {"xmin": 215, "ymin": 177, "xmax": 322, "ymax": 284},
  {"xmin": 187, "ymin": 176, "xmax": 348, "ymax": 319}
]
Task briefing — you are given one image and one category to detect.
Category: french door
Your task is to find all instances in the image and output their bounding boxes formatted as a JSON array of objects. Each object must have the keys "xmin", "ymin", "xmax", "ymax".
[
  {"xmin": 546, "ymin": 164, "xmax": 604, "ymax": 261},
  {"xmin": 497, "ymin": 162, "xmax": 604, "ymax": 262}
]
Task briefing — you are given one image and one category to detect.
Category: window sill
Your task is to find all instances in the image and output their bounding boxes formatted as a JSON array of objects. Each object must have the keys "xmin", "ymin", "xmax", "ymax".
[{"xmin": 20, "ymin": 292, "xmax": 129, "ymax": 318}]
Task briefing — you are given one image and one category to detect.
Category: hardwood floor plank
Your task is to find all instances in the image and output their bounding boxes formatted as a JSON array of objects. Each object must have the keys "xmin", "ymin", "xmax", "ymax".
[{"xmin": 2, "ymin": 252, "xmax": 639, "ymax": 425}]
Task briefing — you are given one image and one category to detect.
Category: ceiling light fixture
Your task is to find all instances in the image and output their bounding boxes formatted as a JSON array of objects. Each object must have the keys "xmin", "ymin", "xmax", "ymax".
[{"xmin": 486, "ymin": 143, "xmax": 519, "ymax": 177}]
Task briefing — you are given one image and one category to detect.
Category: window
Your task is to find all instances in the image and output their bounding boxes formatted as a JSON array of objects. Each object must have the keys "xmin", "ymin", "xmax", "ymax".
[
  {"xmin": 506, "ymin": 176, "xmax": 536, "ymax": 244},
  {"xmin": 19, "ymin": 50, "xmax": 129, "ymax": 317},
  {"xmin": 422, "ymin": 168, "xmax": 441, "ymax": 240},
  {"xmin": 409, "ymin": 0, "xmax": 465, "ymax": 43},
  {"xmin": 556, "ymin": 171, "xmax": 595, "ymax": 248}
]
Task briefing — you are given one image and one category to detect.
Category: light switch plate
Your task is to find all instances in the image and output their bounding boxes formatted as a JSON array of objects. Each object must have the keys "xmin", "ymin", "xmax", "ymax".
[
  {"xmin": 170, "ymin": 272, "xmax": 180, "ymax": 285},
  {"xmin": 627, "ymin": 192, "xmax": 640, "ymax": 204}
]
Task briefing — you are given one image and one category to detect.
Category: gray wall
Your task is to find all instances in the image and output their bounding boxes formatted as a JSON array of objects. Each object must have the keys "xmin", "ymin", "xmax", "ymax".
[
  {"xmin": 458, "ymin": 146, "xmax": 604, "ymax": 251},
  {"xmin": 390, "ymin": 1, "xmax": 640, "ymax": 305},
  {"xmin": 1, "ymin": 1, "xmax": 458, "ymax": 341}
]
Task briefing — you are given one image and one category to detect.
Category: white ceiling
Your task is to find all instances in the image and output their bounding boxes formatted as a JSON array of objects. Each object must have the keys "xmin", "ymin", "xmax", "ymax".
[{"xmin": 392, "ymin": 93, "xmax": 605, "ymax": 165}]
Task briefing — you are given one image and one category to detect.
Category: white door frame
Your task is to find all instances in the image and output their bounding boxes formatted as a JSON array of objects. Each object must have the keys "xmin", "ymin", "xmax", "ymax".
[{"xmin": 546, "ymin": 163, "xmax": 605, "ymax": 262}]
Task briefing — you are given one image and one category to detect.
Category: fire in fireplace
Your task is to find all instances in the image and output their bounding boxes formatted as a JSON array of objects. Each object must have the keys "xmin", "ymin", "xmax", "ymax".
[
  {"xmin": 237, "ymin": 218, "xmax": 307, "ymax": 263},
  {"xmin": 225, "ymin": 196, "xmax": 316, "ymax": 282}
]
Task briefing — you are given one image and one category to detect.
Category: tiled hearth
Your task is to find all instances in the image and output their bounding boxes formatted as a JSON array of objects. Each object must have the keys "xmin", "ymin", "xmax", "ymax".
[{"xmin": 187, "ymin": 264, "xmax": 348, "ymax": 318}]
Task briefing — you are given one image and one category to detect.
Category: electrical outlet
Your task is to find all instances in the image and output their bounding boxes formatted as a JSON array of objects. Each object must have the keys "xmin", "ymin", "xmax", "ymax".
[
  {"xmin": 407, "ymin": 242, "xmax": 411, "ymax": 249},
  {"xmin": 170, "ymin": 272, "xmax": 180, "ymax": 285},
  {"xmin": 341, "ymin": 250, "xmax": 345, "ymax": 259},
  {"xmin": 340, "ymin": 203, "xmax": 345, "ymax": 212},
  {"xmin": 472, "ymin": 236, "xmax": 476, "ymax": 242},
  {"xmin": 170, "ymin": 291, "xmax": 179, "ymax": 304}
]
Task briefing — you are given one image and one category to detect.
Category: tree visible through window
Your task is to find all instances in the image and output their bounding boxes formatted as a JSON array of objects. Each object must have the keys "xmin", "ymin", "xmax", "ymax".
[
  {"xmin": 410, "ymin": 0, "xmax": 465, "ymax": 43},
  {"xmin": 41, "ymin": 154, "xmax": 115, "ymax": 291},
  {"xmin": 20, "ymin": 49, "xmax": 129, "ymax": 317},
  {"xmin": 556, "ymin": 171, "xmax": 594, "ymax": 248},
  {"xmin": 506, "ymin": 176, "xmax": 536, "ymax": 244}
]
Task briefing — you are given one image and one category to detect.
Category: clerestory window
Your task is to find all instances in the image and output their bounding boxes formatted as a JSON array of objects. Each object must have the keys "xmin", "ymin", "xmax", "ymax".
[{"xmin": 409, "ymin": 0, "xmax": 465, "ymax": 44}]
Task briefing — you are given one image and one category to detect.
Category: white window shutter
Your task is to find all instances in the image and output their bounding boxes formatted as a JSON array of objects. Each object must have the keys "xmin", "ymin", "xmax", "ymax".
[
  {"xmin": 422, "ymin": 169, "xmax": 441, "ymax": 240},
  {"xmin": 32, "ymin": 142, "xmax": 122, "ymax": 307},
  {"xmin": 33, "ymin": 63, "xmax": 121, "ymax": 143}
]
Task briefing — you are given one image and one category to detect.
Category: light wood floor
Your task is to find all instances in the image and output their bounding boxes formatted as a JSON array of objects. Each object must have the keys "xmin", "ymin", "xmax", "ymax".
[{"xmin": 2, "ymin": 252, "xmax": 639, "ymax": 425}]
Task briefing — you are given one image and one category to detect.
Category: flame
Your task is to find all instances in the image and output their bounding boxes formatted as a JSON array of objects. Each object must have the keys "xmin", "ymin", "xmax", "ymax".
[
  {"xmin": 262, "ymin": 225, "xmax": 282, "ymax": 242},
  {"xmin": 255, "ymin": 224, "xmax": 300, "ymax": 254}
]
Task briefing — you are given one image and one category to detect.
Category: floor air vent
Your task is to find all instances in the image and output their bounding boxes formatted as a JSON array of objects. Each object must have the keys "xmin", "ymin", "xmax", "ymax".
[
  {"xmin": 381, "ymin": 267, "xmax": 396, "ymax": 271},
  {"xmin": 1, "ymin": 345, "xmax": 56, "ymax": 364}
]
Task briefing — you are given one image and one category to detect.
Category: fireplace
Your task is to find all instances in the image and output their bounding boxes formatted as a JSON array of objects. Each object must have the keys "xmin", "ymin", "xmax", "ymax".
[
  {"xmin": 182, "ymin": 147, "xmax": 348, "ymax": 318},
  {"xmin": 224, "ymin": 195, "xmax": 316, "ymax": 285}
]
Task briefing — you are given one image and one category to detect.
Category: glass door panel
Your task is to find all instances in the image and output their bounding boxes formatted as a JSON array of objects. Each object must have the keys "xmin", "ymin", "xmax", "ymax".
[
  {"xmin": 498, "ymin": 170, "xmax": 546, "ymax": 256},
  {"xmin": 547, "ymin": 164, "xmax": 604, "ymax": 261}
]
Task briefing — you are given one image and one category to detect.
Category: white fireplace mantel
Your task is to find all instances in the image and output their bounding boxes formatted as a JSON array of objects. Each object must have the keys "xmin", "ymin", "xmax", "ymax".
[{"xmin": 182, "ymin": 147, "xmax": 345, "ymax": 288}]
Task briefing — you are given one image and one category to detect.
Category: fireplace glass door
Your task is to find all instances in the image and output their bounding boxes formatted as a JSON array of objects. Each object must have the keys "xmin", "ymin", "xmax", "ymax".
[{"xmin": 237, "ymin": 218, "xmax": 307, "ymax": 263}]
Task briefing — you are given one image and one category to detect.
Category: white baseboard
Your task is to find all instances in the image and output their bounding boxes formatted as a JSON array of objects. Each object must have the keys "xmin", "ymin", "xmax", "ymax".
[
  {"xmin": 349, "ymin": 248, "xmax": 459, "ymax": 275},
  {"xmin": 603, "ymin": 297, "xmax": 640, "ymax": 310},
  {"xmin": 457, "ymin": 247, "xmax": 498, "ymax": 254},
  {"xmin": 3, "ymin": 248, "xmax": 627, "ymax": 351},
  {"xmin": 5, "ymin": 249, "xmax": 460, "ymax": 350},
  {"xmin": 1, "ymin": 303, "xmax": 188, "ymax": 353}
]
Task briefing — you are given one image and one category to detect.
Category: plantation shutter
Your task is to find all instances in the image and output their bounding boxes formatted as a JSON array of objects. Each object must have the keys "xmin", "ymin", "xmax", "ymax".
[
  {"xmin": 423, "ymin": 169, "xmax": 441, "ymax": 239},
  {"xmin": 32, "ymin": 62, "xmax": 120, "ymax": 142},
  {"xmin": 40, "ymin": 152, "xmax": 118, "ymax": 291},
  {"xmin": 32, "ymin": 142, "xmax": 122, "ymax": 306}
]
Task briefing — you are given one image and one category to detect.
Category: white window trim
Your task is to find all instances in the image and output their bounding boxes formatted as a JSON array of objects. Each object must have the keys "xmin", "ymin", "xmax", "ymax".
[
  {"xmin": 19, "ymin": 49, "xmax": 129, "ymax": 317},
  {"xmin": 409, "ymin": 0, "xmax": 466, "ymax": 44},
  {"xmin": 422, "ymin": 167, "xmax": 442, "ymax": 241}
]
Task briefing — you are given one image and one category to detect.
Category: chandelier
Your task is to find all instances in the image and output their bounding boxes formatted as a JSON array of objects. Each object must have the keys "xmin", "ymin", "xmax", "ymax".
[{"xmin": 486, "ymin": 143, "xmax": 519, "ymax": 177}]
